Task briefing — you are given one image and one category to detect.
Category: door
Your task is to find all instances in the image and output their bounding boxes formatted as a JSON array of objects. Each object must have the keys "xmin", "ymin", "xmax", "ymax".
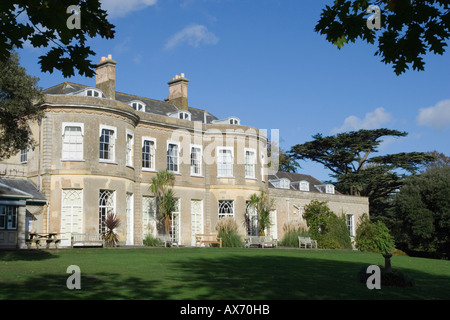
[
  {"xmin": 191, "ymin": 200, "xmax": 203, "ymax": 246},
  {"xmin": 268, "ymin": 210, "xmax": 278, "ymax": 240},
  {"xmin": 126, "ymin": 193, "xmax": 134, "ymax": 245},
  {"xmin": 60, "ymin": 189, "xmax": 83, "ymax": 247}
]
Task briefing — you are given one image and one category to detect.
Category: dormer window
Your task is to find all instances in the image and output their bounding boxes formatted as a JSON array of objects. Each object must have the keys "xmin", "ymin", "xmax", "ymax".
[
  {"xmin": 326, "ymin": 184, "xmax": 335, "ymax": 194},
  {"xmin": 270, "ymin": 178, "xmax": 290, "ymax": 189},
  {"xmin": 179, "ymin": 111, "xmax": 191, "ymax": 121},
  {"xmin": 85, "ymin": 88, "xmax": 105, "ymax": 98},
  {"xmin": 229, "ymin": 118, "xmax": 239, "ymax": 125},
  {"xmin": 129, "ymin": 100, "xmax": 145, "ymax": 111},
  {"xmin": 299, "ymin": 180, "xmax": 310, "ymax": 192}
]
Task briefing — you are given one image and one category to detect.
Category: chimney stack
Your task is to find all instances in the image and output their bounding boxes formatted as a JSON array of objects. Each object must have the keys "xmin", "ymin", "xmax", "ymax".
[
  {"xmin": 167, "ymin": 73, "xmax": 189, "ymax": 110},
  {"xmin": 96, "ymin": 54, "xmax": 117, "ymax": 99}
]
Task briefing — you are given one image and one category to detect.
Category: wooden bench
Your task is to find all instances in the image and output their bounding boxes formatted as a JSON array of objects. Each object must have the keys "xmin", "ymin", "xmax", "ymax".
[
  {"xmin": 195, "ymin": 234, "xmax": 222, "ymax": 248},
  {"xmin": 26, "ymin": 233, "xmax": 60, "ymax": 249},
  {"xmin": 71, "ymin": 233, "xmax": 104, "ymax": 248},
  {"xmin": 245, "ymin": 236, "xmax": 261, "ymax": 248},
  {"xmin": 298, "ymin": 236, "xmax": 317, "ymax": 249},
  {"xmin": 157, "ymin": 234, "xmax": 178, "ymax": 247}
]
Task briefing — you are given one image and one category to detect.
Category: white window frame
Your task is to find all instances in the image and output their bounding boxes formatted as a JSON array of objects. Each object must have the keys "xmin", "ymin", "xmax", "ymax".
[
  {"xmin": 126, "ymin": 130, "xmax": 134, "ymax": 167},
  {"xmin": 244, "ymin": 148, "xmax": 256, "ymax": 179},
  {"xmin": 217, "ymin": 147, "xmax": 234, "ymax": 178},
  {"xmin": 326, "ymin": 184, "xmax": 335, "ymax": 194},
  {"xmin": 130, "ymin": 100, "xmax": 145, "ymax": 111},
  {"xmin": 142, "ymin": 137, "xmax": 157, "ymax": 171},
  {"xmin": 99, "ymin": 124, "xmax": 117, "ymax": 163},
  {"xmin": 167, "ymin": 141, "xmax": 180, "ymax": 173},
  {"xmin": 190, "ymin": 144, "xmax": 202, "ymax": 176},
  {"xmin": 299, "ymin": 180, "xmax": 310, "ymax": 192},
  {"xmin": 98, "ymin": 189, "xmax": 116, "ymax": 235},
  {"xmin": 85, "ymin": 88, "xmax": 105, "ymax": 98},
  {"xmin": 179, "ymin": 111, "xmax": 191, "ymax": 121},
  {"xmin": 280, "ymin": 178, "xmax": 290, "ymax": 189},
  {"xmin": 61, "ymin": 122, "xmax": 84, "ymax": 161},
  {"xmin": 218, "ymin": 200, "xmax": 234, "ymax": 219},
  {"xmin": 346, "ymin": 214, "xmax": 355, "ymax": 236},
  {"xmin": 20, "ymin": 148, "xmax": 27, "ymax": 163}
]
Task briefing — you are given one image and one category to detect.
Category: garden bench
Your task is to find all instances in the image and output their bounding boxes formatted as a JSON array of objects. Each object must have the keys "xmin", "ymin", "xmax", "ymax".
[
  {"xmin": 298, "ymin": 236, "xmax": 317, "ymax": 249},
  {"xmin": 195, "ymin": 234, "xmax": 222, "ymax": 248},
  {"xmin": 26, "ymin": 233, "xmax": 60, "ymax": 249},
  {"xmin": 244, "ymin": 236, "xmax": 261, "ymax": 248},
  {"xmin": 260, "ymin": 235, "xmax": 277, "ymax": 248},
  {"xmin": 157, "ymin": 234, "xmax": 179, "ymax": 247},
  {"xmin": 71, "ymin": 233, "xmax": 104, "ymax": 248}
]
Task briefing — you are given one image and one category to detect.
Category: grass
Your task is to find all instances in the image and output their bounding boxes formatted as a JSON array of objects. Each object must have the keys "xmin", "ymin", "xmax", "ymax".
[{"xmin": 0, "ymin": 247, "xmax": 449, "ymax": 300}]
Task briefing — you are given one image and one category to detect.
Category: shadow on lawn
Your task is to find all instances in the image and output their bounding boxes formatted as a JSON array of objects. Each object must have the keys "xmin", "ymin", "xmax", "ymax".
[
  {"xmin": 0, "ymin": 272, "xmax": 170, "ymax": 300},
  {"xmin": 0, "ymin": 249, "xmax": 58, "ymax": 262},
  {"xmin": 171, "ymin": 253, "xmax": 450, "ymax": 300}
]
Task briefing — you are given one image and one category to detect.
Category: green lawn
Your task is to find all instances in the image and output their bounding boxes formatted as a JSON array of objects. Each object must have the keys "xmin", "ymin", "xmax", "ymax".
[{"xmin": 0, "ymin": 247, "xmax": 448, "ymax": 300}]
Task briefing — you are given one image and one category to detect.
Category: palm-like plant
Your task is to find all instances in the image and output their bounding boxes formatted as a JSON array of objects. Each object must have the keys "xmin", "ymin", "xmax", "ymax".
[
  {"xmin": 150, "ymin": 170, "xmax": 177, "ymax": 235},
  {"xmin": 249, "ymin": 191, "xmax": 275, "ymax": 236},
  {"xmin": 103, "ymin": 212, "xmax": 121, "ymax": 247}
]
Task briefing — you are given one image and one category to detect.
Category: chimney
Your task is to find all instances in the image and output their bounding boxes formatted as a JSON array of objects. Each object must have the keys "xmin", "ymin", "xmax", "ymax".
[
  {"xmin": 167, "ymin": 73, "xmax": 189, "ymax": 110},
  {"xmin": 96, "ymin": 54, "xmax": 117, "ymax": 99}
]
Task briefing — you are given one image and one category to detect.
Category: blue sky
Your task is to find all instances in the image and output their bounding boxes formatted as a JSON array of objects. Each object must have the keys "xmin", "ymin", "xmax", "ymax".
[{"xmin": 17, "ymin": 0, "xmax": 450, "ymax": 181}]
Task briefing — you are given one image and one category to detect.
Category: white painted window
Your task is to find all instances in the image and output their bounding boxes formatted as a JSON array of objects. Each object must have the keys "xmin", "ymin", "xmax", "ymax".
[
  {"xmin": 130, "ymin": 101, "xmax": 145, "ymax": 111},
  {"xmin": 98, "ymin": 190, "xmax": 115, "ymax": 235},
  {"xmin": 126, "ymin": 193, "xmax": 134, "ymax": 245},
  {"xmin": 142, "ymin": 196, "xmax": 157, "ymax": 237},
  {"xmin": 20, "ymin": 148, "xmax": 27, "ymax": 163},
  {"xmin": 85, "ymin": 88, "xmax": 105, "ymax": 98},
  {"xmin": 190, "ymin": 145, "xmax": 202, "ymax": 176},
  {"xmin": 346, "ymin": 214, "xmax": 355, "ymax": 236},
  {"xmin": 61, "ymin": 189, "xmax": 83, "ymax": 246},
  {"xmin": 245, "ymin": 148, "xmax": 256, "ymax": 178},
  {"xmin": 142, "ymin": 137, "xmax": 156, "ymax": 170},
  {"xmin": 167, "ymin": 142, "xmax": 180, "ymax": 173},
  {"xmin": 217, "ymin": 147, "xmax": 233, "ymax": 177},
  {"xmin": 218, "ymin": 200, "xmax": 234, "ymax": 219},
  {"xmin": 126, "ymin": 131, "xmax": 134, "ymax": 167},
  {"xmin": 62, "ymin": 123, "xmax": 84, "ymax": 160},
  {"xmin": 191, "ymin": 200, "xmax": 203, "ymax": 246},
  {"xmin": 280, "ymin": 178, "xmax": 290, "ymax": 189},
  {"xmin": 245, "ymin": 201, "xmax": 258, "ymax": 236},
  {"xmin": 326, "ymin": 184, "xmax": 335, "ymax": 194},
  {"xmin": 300, "ymin": 180, "xmax": 310, "ymax": 192},
  {"xmin": 179, "ymin": 111, "xmax": 191, "ymax": 121},
  {"xmin": 99, "ymin": 125, "xmax": 116, "ymax": 162}
]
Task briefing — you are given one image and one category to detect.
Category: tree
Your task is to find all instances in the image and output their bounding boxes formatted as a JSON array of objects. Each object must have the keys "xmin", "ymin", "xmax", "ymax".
[
  {"xmin": 424, "ymin": 150, "xmax": 450, "ymax": 171},
  {"xmin": 288, "ymin": 129, "xmax": 434, "ymax": 219},
  {"xmin": 1, "ymin": 0, "xmax": 115, "ymax": 77},
  {"xmin": 355, "ymin": 213, "xmax": 395, "ymax": 253},
  {"xmin": 0, "ymin": 51, "xmax": 44, "ymax": 160},
  {"xmin": 393, "ymin": 166, "xmax": 450, "ymax": 258},
  {"xmin": 248, "ymin": 191, "xmax": 275, "ymax": 236},
  {"xmin": 315, "ymin": 0, "xmax": 450, "ymax": 75},
  {"xmin": 267, "ymin": 140, "xmax": 300, "ymax": 173},
  {"xmin": 149, "ymin": 170, "xmax": 177, "ymax": 235}
]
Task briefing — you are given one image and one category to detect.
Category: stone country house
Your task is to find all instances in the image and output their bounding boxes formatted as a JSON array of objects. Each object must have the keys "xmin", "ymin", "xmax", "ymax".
[{"xmin": 0, "ymin": 55, "xmax": 368, "ymax": 248}]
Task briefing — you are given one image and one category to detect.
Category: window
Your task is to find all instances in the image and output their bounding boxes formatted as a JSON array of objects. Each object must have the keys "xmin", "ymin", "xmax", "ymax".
[
  {"xmin": 326, "ymin": 184, "xmax": 335, "ymax": 194},
  {"xmin": 229, "ymin": 118, "xmax": 240, "ymax": 125},
  {"xmin": 99, "ymin": 190, "xmax": 115, "ymax": 235},
  {"xmin": 126, "ymin": 193, "xmax": 134, "ymax": 246},
  {"xmin": 142, "ymin": 137, "xmax": 156, "ymax": 170},
  {"xmin": 346, "ymin": 214, "xmax": 354, "ymax": 236},
  {"xmin": 190, "ymin": 145, "xmax": 202, "ymax": 176},
  {"xmin": 142, "ymin": 196, "xmax": 157, "ymax": 237},
  {"xmin": 179, "ymin": 111, "xmax": 191, "ymax": 121},
  {"xmin": 126, "ymin": 132, "xmax": 134, "ymax": 167},
  {"xmin": 217, "ymin": 147, "xmax": 233, "ymax": 177},
  {"xmin": 61, "ymin": 189, "xmax": 83, "ymax": 246},
  {"xmin": 167, "ymin": 142, "xmax": 179, "ymax": 172},
  {"xmin": 85, "ymin": 88, "xmax": 104, "ymax": 98},
  {"xmin": 20, "ymin": 148, "xmax": 27, "ymax": 163},
  {"xmin": 130, "ymin": 101, "xmax": 145, "ymax": 111},
  {"xmin": 0, "ymin": 205, "xmax": 18, "ymax": 230},
  {"xmin": 245, "ymin": 201, "xmax": 258, "ymax": 236},
  {"xmin": 245, "ymin": 149, "xmax": 256, "ymax": 178},
  {"xmin": 218, "ymin": 200, "xmax": 234, "ymax": 219},
  {"xmin": 99, "ymin": 125, "xmax": 116, "ymax": 161},
  {"xmin": 300, "ymin": 181, "xmax": 309, "ymax": 192},
  {"xmin": 62, "ymin": 123, "xmax": 84, "ymax": 160},
  {"xmin": 280, "ymin": 178, "xmax": 290, "ymax": 189},
  {"xmin": 260, "ymin": 153, "xmax": 266, "ymax": 181}
]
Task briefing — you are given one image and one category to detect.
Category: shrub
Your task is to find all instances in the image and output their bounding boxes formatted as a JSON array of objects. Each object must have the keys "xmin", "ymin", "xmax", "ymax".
[
  {"xmin": 303, "ymin": 200, "xmax": 352, "ymax": 249},
  {"xmin": 216, "ymin": 217, "xmax": 243, "ymax": 247},
  {"xmin": 103, "ymin": 213, "xmax": 120, "ymax": 247},
  {"xmin": 355, "ymin": 214, "xmax": 395, "ymax": 253},
  {"xmin": 143, "ymin": 233, "xmax": 162, "ymax": 247},
  {"xmin": 280, "ymin": 220, "xmax": 310, "ymax": 247}
]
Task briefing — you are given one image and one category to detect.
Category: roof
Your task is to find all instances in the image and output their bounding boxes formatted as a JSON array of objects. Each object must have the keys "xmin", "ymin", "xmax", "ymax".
[
  {"xmin": 268, "ymin": 171, "xmax": 338, "ymax": 194},
  {"xmin": 0, "ymin": 178, "xmax": 47, "ymax": 202},
  {"xmin": 42, "ymin": 82, "xmax": 219, "ymax": 123}
]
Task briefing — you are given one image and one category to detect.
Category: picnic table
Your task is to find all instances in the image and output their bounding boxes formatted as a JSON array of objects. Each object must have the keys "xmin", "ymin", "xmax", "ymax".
[{"xmin": 26, "ymin": 233, "xmax": 60, "ymax": 249}]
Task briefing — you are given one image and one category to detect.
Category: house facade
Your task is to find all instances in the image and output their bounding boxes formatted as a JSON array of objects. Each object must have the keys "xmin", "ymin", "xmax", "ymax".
[{"xmin": 0, "ymin": 55, "xmax": 368, "ymax": 248}]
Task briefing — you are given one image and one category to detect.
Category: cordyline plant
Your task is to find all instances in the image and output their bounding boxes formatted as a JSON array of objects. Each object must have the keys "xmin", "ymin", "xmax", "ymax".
[{"xmin": 103, "ymin": 212, "xmax": 121, "ymax": 247}]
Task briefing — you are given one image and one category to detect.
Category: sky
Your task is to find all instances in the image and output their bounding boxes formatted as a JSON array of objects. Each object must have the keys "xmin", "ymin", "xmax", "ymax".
[{"xmin": 17, "ymin": 0, "xmax": 450, "ymax": 182}]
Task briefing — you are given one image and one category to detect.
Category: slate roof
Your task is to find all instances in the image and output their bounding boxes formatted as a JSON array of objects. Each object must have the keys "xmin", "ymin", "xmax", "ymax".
[
  {"xmin": 268, "ymin": 171, "xmax": 338, "ymax": 193},
  {"xmin": 43, "ymin": 82, "xmax": 218, "ymax": 123},
  {"xmin": 0, "ymin": 178, "xmax": 47, "ymax": 202}
]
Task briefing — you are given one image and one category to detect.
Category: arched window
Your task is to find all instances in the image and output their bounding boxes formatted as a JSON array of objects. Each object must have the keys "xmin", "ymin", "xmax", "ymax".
[{"xmin": 299, "ymin": 180, "xmax": 310, "ymax": 191}]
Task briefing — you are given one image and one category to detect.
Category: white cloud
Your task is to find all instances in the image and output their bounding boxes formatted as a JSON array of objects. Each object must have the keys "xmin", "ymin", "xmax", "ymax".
[
  {"xmin": 417, "ymin": 99, "xmax": 450, "ymax": 131},
  {"xmin": 100, "ymin": 0, "xmax": 157, "ymax": 19},
  {"xmin": 333, "ymin": 107, "xmax": 392, "ymax": 133},
  {"xmin": 165, "ymin": 24, "xmax": 219, "ymax": 50}
]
